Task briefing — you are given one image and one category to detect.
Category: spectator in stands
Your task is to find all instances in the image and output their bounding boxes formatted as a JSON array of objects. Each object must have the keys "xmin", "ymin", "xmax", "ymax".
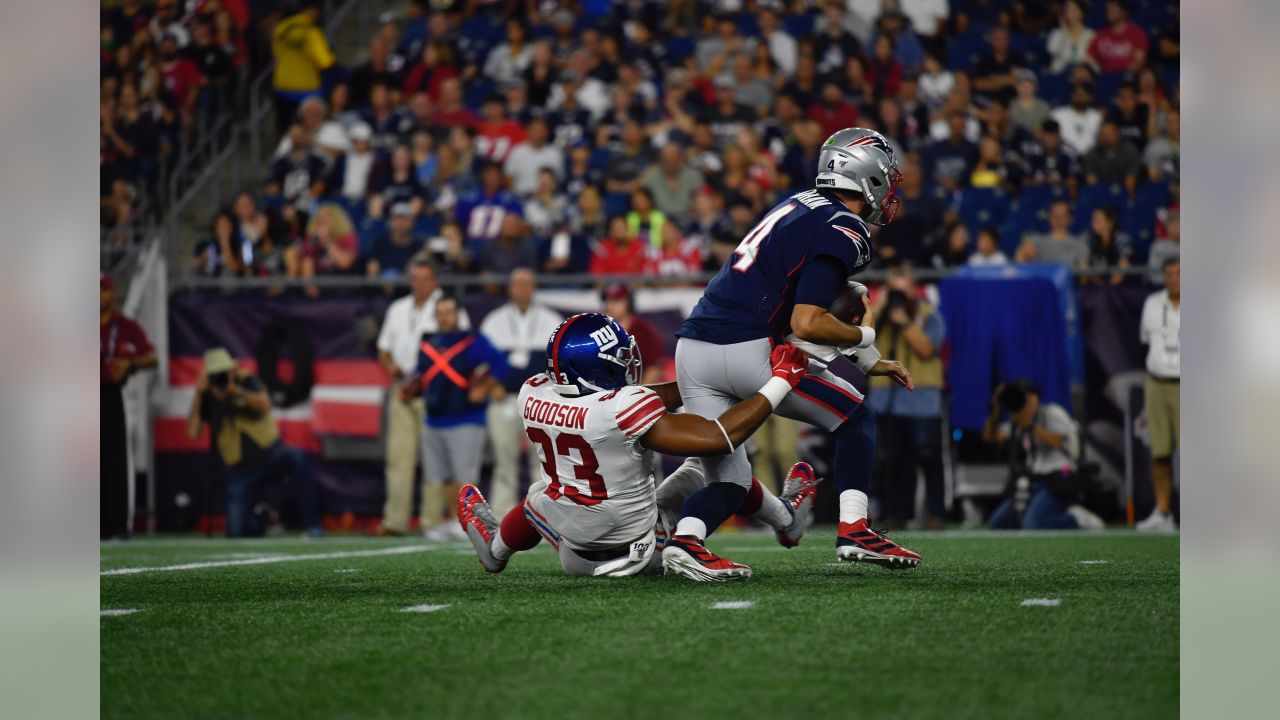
[
  {"xmin": 1052, "ymin": 82, "xmax": 1103, "ymax": 155},
  {"xmin": 626, "ymin": 188, "xmax": 667, "ymax": 251},
  {"xmin": 475, "ymin": 94, "xmax": 527, "ymax": 163},
  {"xmin": 1082, "ymin": 206, "xmax": 1134, "ymax": 285},
  {"xmin": 193, "ymin": 210, "xmax": 248, "ymax": 277},
  {"xmin": 1148, "ymin": 211, "xmax": 1180, "ymax": 281},
  {"xmin": 569, "ymin": 185, "xmax": 609, "ymax": 240},
  {"xmin": 1088, "ymin": 0, "xmax": 1149, "ymax": 74},
  {"xmin": 812, "ymin": 2, "xmax": 862, "ymax": 75},
  {"xmin": 1025, "ymin": 119, "xmax": 1081, "ymax": 188},
  {"xmin": 1145, "ymin": 111, "xmax": 1180, "ymax": 182},
  {"xmin": 604, "ymin": 120, "xmax": 652, "ymax": 196},
  {"xmin": 758, "ymin": 7, "xmax": 797, "ymax": 77},
  {"xmin": 982, "ymin": 380, "xmax": 1103, "ymax": 530},
  {"xmin": 271, "ymin": 1, "xmax": 334, "ymax": 134},
  {"xmin": 233, "ymin": 192, "xmax": 268, "ymax": 248},
  {"xmin": 348, "ymin": 36, "xmax": 401, "ymax": 109},
  {"xmin": 479, "ymin": 268, "xmax": 563, "ymax": 514},
  {"xmin": 149, "ymin": 0, "xmax": 188, "ymax": 47},
  {"xmin": 1109, "ymin": 83, "xmax": 1150, "ymax": 151},
  {"xmin": 1009, "ymin": 70, "xmax": 1050, "ymax": 134},
  {"xmin": 726, "ymin": 52, "xmax": 773, "ymax": 116},
  {"xmin": 601, "ymin": 284, "xmax": 668, "ymax": 384},
  {"xmin": 299, "ymin": 203, "xmax": 359, "ymax": 293},
  {"xmin": 376, "ymin": 260, "xmax": 469, "ymax": 536},
  {"xmin": 422, "ymin": 220, "xmax": 474, "ymax": 275},
  {"xmin": 504, "ymin": 117, "xmax": 562, "ymax": 197},
  {"xmin": 456, "ymin": 161, "xmax": 523, "ymax": 246},
  {"xmin": 645, "ymin": 222, "xmax": 703, "ymax": 279},
  {"xmin": 923, "ymin": 111, "xmax": 979, "ymax": 194},
  {"xmin": 430, "ymin": 77, "xmax": 479, "ymax": 130},
  {"xmin": 933, "ymin": 222, "xmax": 972, "ymax": 269},
  {"xmin": 363, "ymin": 82, "xmax": 413, "ymax": 153},
  {"xmin": 866, "ymin": 260, "xmax": 948, "ymax": 529},
  {"xmin": 811, "ymin": 81, "xmax": 862, "ymax": 139},
  {"xmin": 590, "ymin": 216, "xmax": 647, "ymax": 276},
  {"xmin": 324, "ymin": 83, "xmax": 360, "ymax": 131},
  {"xmin": 1047, "ymin": 0, "xmax": 1095, "ymax": 74},
  {"xmin": 777, "ymin": 118, "xmax": 824, "ymax": 192},
  {"xmin": 187, "ymin": 347, "xmax": 322, "ymax": 538},
  {"xmin": 642, "ymin": 143, "xmax": 705, "ymax": 220},
  {"xmin": 968, "ymin": 226, "xmax": 1010, "ymax": 266},
  {"xmin": 1017, "ymin": 199, "xmax": 1089, "ymax": 269},
  {"xmin": 484, "ymin": 19, "xmax": 532, "ymax": 87},
  {"xmin": 367, "ymin": 203, "xmax": 424, "ymax": 281},
  {"xmin": 524, "ymin": 169, "xmax": 570, "ymax": 238},
  {"xmin": 1137, "ymin": 257, "xmax": 1180, "ymax": 531},
  {"xmin": 412, "ymin": 295, "xmax": 507, "ymax": 540},
  {"xmin": 340, "ymin": 123, "xmax": 375, "ymax": 201},
  {"xmin": 368, "ymin": 144, "xmax": 426, "ymax": 220},
  {"xmin": 159, "ymin": 32, "xmax": 201, "ymax": 130},
  {"xmin": 917, "ymin": 52, "xmax": 955, "ymax": 112},
  {"xmin": 970, "ymin": 135, "xmax": 1022, "ymax": 191},
  {"xmin": 312, "ymin": 123, "xmax": 348, "ymax": 195},
  {"xmin": 186, "ymin": 15, "xmax": 232, "ymax": 115},
  {"xmin": 973, "ymin": 26, "xmax": 1022, "ymax": 106},
  {"xmin": 1083, "ymin": 119, "xmax": 1143, "ymax": 190},
  {"xmin": 403, "ymin": 41, "xmax": 458, "ymax": 103},
  {"xmin": 479, "ymin": 215, "xmax": 539, "ymax": 277},
  {"xmin": 273, "ymin": 97, "xmax": 329, "ymax": 158},
  {"xmin": 266, "ymin": 122, "xmax": 325, "ymax": 211},
  {"xmin": 101, "ymin": 272, "xmax": 158, "ymax": 539}
]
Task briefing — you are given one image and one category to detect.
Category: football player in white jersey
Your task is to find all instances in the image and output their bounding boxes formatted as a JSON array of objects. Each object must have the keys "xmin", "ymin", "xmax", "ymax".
[{"xmin": 456, "ymin": 312, "xmax": 819, "ymax": 580}]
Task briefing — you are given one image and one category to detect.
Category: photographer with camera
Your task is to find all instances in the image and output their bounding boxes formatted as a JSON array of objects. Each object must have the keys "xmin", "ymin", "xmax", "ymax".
[
  {"xmin": 981, "ymin": 379, "xmax": 1105, "ymax": 530},
  {"xmin": 186, "ymin": 348, "xmax": 322, "ymax": 538},
  {"xmin": 866, "ymin": 260, "xmax": 949, "ymax": 528}
]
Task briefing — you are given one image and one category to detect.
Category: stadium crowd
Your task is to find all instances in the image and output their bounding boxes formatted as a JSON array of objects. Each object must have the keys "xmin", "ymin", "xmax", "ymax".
[
  {"xmin": 100, "ymin": 0, "xmax": 256, "ymax": 240},
  {"xmin": 183, "ymin": 0, "xmax": 1178, "ymax": 290}
]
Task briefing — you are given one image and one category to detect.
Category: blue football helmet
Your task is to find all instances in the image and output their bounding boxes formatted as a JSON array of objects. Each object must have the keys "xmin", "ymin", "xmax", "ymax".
[{"xmin": 545, "ymin": 313, "xmax": 643, "ymax": 396}]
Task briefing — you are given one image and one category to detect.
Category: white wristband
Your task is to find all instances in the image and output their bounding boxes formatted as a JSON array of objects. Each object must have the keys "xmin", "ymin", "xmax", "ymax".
[
  {"xmin": 855, "ymin": 326, "xmax": 876, "ymax": 348},
  {"xmin": 758, "ymin": 376, "xmax": 794, "ymax": 410},
  {"xmin": 846, "ymin": 344, "xmax": 882, "ymax": 374}
]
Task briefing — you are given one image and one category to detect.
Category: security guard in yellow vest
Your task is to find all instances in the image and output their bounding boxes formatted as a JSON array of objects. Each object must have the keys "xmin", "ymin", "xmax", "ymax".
[
  {"xmin": 866, "ymin": 261, "xmax": 948, "ymax": 528},
  {"xmin": 186, "ymin": 348, "xmax": 322, "ymax": 537},
  {"xmin": 271, "ymin": 2, "xmax": 334, "ymax": 133}
]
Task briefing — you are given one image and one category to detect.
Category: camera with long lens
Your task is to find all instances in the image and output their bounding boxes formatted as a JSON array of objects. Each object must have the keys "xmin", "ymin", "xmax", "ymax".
[
  {"xmin": 883, "ymin": 289, "xmax": 916, "ymax": 319},
  {"xmin": 209, "ymin": 372, "xmax": 231, "ymax": 390}
]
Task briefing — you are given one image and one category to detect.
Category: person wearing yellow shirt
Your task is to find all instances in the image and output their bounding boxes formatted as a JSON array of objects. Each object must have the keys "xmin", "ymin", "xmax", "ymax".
[{"xmin": 272, "ymin": 2, "xmax": 335, "ymax": 133}]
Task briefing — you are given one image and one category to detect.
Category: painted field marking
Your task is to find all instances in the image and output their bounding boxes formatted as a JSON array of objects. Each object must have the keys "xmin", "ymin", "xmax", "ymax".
[
  {"xmin": 101, "ymin": 609, "xmax": 142, "ymax": 617},
  {"xmin": 101, "ymin": 545, "xmax": 433, "ymax": 576},
  {"xmin": 1020, "ymin": 598, "xmax": 1061, "ymax": 607},
  {"xmin": 1079, "ymin": 560, "xmax": 1110, "ymax": 565},
  {"xmin": 334, "ymin": 568, "xmax": 363, "ymax": 574},
  {"xmin": 710, "ymin": 601, "xmax": 755, "ymax": 610},
  {"xmin": 401, "ymin": 604, "xmax": 451, "ymax": 613}
]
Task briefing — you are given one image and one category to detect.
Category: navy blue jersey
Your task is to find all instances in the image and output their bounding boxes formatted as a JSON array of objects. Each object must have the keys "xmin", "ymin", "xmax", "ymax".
[{"xmin": 678, "ymin": 190, "xmax": 874, "ymax": 344}]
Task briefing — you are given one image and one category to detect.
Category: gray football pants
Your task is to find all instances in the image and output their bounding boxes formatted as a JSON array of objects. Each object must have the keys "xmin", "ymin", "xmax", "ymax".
[{"xmin": 674, "ymin": 337, "xmax": 865, "ymax": 489}]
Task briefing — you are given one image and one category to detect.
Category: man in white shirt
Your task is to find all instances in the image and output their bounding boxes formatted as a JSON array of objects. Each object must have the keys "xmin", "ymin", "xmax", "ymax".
[
  {"xmin": 758, "ymin": 8, "xmax": 797, "ymax": 77},
  {"xmin": 1051, "ymin": 82, "xmax": 1104, "ymax": 155},
  {"xmin": 375, "ymin": 259, "xmax": 471, "ymax": 534},
  {"xmin": 1137, "ymin": 257, "xmax": 1180, "ymax": 532},
  {"xmin": 478, "ymin": 268, "xmax": 563, "ymax": 514},
  {"xmin": 504, "ymin": 117, "xmax": 563, "ymax": 197}
]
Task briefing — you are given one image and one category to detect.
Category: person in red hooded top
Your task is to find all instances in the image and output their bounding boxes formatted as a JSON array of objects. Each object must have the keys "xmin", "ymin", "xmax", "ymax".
[{"xmin": 101, "ymin": 272, "xmax": 158, "ymax": 539}]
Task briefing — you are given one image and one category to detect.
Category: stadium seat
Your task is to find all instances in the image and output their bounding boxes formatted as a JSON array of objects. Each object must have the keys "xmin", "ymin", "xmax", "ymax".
[
  {"xmin": 604, "ymin": 192, "xmax": 631, "ymax": 218},
  {"xmin": 1093, "ymin": 72, "xmax": 1127, "ymax": 107},
  {"xmin": 1125, "ymin": 181, "xmax": 1174, "ymax": 260},
  {"xmin": 1073, "ymin": 183, "xmax": 1127, "ymax": 233},
  {"xmin": 958, "ymin": 187, "xmax": 1011, "ymax": 237},
  {"xmin": 947, "ymin": 31, "xmax": 985, "ymax": 73}
]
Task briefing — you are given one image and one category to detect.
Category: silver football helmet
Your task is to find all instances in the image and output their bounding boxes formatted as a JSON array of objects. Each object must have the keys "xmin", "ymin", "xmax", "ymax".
[{"xmin": 815, "ymin": 128, "xmax": 902, "ymax": 225}]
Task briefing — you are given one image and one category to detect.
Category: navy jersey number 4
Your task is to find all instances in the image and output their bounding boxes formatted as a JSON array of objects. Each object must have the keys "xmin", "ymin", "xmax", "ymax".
[{"xmin": 678, "ymin": 190, "xmax": 874, "ymax": 345}]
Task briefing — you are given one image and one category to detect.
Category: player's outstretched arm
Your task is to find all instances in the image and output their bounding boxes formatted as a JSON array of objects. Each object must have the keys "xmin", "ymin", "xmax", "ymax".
[
  {"xmin": 644, "ymin": 381, "xmax": 684, "ymax": 411},
  {"xmin": 640, "ymin": 344, "xmax": 808, "ymax": 457}
]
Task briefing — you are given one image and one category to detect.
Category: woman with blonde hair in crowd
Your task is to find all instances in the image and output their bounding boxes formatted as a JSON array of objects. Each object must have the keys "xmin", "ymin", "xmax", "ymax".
[{"xmin": 297, "ymin": 203, "xmax": 359, "ymax": 297}]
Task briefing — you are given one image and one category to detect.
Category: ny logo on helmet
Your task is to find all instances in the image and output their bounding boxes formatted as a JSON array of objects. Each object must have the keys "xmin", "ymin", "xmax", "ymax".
[{"xmin": 589, "ymin": 326, "xmax": 619, "ymax": 351}]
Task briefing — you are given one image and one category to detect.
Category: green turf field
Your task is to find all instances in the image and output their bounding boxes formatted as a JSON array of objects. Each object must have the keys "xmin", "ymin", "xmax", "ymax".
[{"xmin": 101, "ymin": 530, "xmax": 1178, "ymax": 720}]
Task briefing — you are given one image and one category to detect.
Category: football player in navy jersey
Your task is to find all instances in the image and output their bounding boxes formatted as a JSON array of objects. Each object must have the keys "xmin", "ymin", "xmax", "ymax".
[{"xmin": 664, "ymin": 128, "xmax": 925, "ymax": 580}]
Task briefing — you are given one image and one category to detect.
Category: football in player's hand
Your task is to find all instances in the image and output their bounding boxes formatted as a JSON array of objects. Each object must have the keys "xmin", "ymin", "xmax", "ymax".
[{"xmin": 829, "ymin": 281, "xmax": 869, "ymax": 325}]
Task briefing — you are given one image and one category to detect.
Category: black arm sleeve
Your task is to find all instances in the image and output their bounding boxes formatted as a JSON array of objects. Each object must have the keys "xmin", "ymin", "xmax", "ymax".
[{"xmin": 794, "ymin": 256, "xmax": 848, "ymax": 309}]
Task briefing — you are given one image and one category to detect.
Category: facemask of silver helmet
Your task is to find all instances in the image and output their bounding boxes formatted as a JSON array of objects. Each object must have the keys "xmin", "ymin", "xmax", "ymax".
[{"xmin": 815, "ymin": 128, "xmax": 903, "ymax": 225}]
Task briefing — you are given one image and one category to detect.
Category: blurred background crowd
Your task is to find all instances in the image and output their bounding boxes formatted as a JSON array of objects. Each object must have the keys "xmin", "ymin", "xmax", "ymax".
[{"xmin": 100, "ymin": 0, "xmax": 1179, "ymax": 538}]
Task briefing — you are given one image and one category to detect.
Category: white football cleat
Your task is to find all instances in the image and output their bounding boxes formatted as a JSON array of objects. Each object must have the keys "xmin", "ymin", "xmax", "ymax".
[
  {"xmin": 1067, "ymin": 505, "xmax": 1105, "ymax": 530},
  {"xmin": 662, "ymin": 535, "xmax": 752, "ymax": 582},
  {"xmin": 1135, "ymin": 510, "xmax": 1177, "ymax": 533}
]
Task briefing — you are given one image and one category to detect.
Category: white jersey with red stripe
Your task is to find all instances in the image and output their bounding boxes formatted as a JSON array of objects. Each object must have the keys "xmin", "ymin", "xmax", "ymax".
[{"xmin": 518, "ymin": 373, "xmax": 667, "ymax": 550}]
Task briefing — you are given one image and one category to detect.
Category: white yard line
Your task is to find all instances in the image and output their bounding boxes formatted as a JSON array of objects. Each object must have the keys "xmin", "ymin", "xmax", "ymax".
[
  {"xmin": 1020, "ymin": 598, "xmax": 1062, "ymax": 607},
  {"xmin": 101, "ymin": 545, "xmax": 434, "ymax": 576},
  {"xmin": 1079, "ymin": 560, "xmax": 1111, "ymax": 565},
  {"xmin": 401, "ymin": 604, "xmax": 451, "ymax": 613},
  {"xmin": 101, "ymin": 608, "xmax": 142, "ymax": 617},
  {"xmin": 710, "ymin": 601, "xmax": 756, "ymax": 610}
]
